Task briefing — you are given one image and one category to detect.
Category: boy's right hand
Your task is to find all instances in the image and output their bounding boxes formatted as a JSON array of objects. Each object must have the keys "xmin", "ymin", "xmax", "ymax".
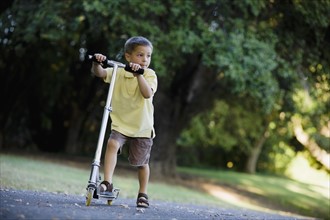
[
  {"xmin": 91, "ymin": 54, "xmax": 108, "ymax": 78},
  {"xmin": 93, "ymin": 53, "xmax": 107, "ymax": 65}
]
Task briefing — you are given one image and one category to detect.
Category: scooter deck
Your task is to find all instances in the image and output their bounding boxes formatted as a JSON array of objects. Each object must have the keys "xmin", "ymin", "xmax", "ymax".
[{"xmin": 98, "ymin": 188, "xmax": 120, "ymax": 200}]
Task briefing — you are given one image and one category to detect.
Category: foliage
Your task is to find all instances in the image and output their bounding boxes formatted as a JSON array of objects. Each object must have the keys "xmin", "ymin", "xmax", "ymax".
[
  {"xmin": 178, "ymin": 99, "xmax": 265, "ymax": 170},
  {"xmin": 177, "ymin": 0, "xmax": 330, "ymax": 173},
  {"xmin": 0, "ymin": 0, "xmax": 329, "ymax": 175},
  {"xmin": 202, "ymin": 20, "xmax": 280, "ymax": 113}
]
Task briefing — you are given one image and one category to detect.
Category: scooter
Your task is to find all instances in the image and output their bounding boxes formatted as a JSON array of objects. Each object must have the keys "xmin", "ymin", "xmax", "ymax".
[{"xmin": 85, "ymin": 55, "xmax": 143, "ymax": 206}]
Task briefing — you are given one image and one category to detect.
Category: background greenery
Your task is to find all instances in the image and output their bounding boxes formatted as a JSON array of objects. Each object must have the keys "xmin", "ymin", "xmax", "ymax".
[{"xmin": 0, "ymin": 0, "xmax": 329, "ymax": 182}]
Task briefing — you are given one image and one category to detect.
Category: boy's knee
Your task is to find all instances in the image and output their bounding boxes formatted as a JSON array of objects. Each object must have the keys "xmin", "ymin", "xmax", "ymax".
[
  {"xmin": 107, "ymin": 139, "xmax": 120, "ymax": 152},
  {"xmin": 138, "ymin": 164, "xmax": 148, "ymax": 169}
]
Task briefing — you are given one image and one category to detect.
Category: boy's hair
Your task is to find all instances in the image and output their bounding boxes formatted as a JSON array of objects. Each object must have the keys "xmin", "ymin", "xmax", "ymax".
[{"xmin": 124, "ymin": 36, "xmax": 153, "ymax": 54}]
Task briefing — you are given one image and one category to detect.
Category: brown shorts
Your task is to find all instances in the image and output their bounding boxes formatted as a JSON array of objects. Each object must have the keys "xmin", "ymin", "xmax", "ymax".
[{"xmin": 109, "ymin": 130, "xmax": 153, "ymax": 166}]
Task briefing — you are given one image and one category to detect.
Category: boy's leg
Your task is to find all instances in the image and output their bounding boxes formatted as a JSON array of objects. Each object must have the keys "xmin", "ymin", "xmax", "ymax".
[
  {"xmin": 101, "ymin": 138, "xmax": 120, "ymax": 190},
  {"xmin": 138, "ymin": 164, "xmax": 150, "ymax": 194},
  {"xmin": 129, "ymin": 137, "xmax": 152, "ymax": 207},
  {"xmin": 137, "ymin": 164, "xmax": 150, "ymax": 207}
]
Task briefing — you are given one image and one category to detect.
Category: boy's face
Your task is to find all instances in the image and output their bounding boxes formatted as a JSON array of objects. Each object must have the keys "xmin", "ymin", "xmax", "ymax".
[{"xmin": 125, "ymin": 45, "xmax": 152, "ymax": 69}]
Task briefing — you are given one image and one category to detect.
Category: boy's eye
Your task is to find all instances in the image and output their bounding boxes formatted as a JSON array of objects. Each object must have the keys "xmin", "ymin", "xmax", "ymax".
[{"xmin": 135, "ymin": 53, "xmax": 151, "ymax": 58}]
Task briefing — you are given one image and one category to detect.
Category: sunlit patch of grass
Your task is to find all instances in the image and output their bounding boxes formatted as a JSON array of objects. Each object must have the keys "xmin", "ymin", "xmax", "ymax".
[
  {"xmin": 178, "ymin": 166, "xmax": 329, "ymax": 219},
  {"xmin": 286, "ymin": 152, "xmax": 329, "ymax": 188}
]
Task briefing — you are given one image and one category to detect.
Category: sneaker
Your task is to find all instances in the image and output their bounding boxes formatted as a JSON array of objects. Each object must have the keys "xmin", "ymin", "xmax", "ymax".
[{"xmin": 99, "ymin": 181, "xmax": 113, "ymax": 195}]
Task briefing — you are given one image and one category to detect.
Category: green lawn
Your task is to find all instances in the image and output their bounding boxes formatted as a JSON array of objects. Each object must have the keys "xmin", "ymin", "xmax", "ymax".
[
  {"xmin": 0, "ymin": 153, "xmax": 228, "ymax": 207},
  {"xmin": 0, "ymin": 153, "xmax": 328, "ymax": 219},
  {"xmin": 178, "ymin": 167, "xmax": 329, "ymax": 219}
]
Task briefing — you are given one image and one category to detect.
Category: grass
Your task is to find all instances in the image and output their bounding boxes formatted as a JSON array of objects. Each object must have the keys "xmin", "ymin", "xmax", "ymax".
[
  {"xmin": 0, "ymin": 153, "xmax": 329, "ymax": 219},
  {"xmin": 178, "ymin": 167, "xmax": 329, "ymax": 219},
  {"xmin": 0, "ymin": 153, "xmax": 228, "ymax": 207}
]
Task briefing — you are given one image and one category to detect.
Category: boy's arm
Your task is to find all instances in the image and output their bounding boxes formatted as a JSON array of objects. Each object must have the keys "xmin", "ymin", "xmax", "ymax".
[
  {"xmin": 91, "ymin": 54, "xmax": 107, "ymax": 79},
  {"xmin": 136, "ymin": 74, "xmax": 154, "ymax": 99}
]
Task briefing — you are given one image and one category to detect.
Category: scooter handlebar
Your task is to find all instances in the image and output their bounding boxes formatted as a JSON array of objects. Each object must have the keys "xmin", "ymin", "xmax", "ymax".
[{"xmin": 87, "ymin": 55, "xmax": 144, "ymax": 75}]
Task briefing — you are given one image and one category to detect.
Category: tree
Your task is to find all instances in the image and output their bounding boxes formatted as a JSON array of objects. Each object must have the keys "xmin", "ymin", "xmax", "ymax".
[
  {"xmin": 166, "ymin": 0, "xmax": 330, "ymax": 174},
  {"xmin": 1, "ymin": 0, "xmax": 329, "ymax": 177}
]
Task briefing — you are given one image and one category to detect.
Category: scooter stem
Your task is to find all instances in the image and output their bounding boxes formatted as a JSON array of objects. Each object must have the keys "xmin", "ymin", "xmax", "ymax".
[{"xmin": 88, "ymin": 64, "xmax": 119, "ymax": 186}]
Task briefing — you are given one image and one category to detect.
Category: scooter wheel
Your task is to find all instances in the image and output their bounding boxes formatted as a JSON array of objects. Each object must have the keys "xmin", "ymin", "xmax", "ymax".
[
  {"xmin": 86, "ymin": 188, "xmax": 94, "ymax": 206},
  {"xmin": 107, "ymin": 200, "xmax": 113, "ymax": 205}
]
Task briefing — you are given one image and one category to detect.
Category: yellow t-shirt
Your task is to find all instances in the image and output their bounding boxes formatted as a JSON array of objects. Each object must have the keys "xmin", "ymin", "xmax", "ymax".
[{"xmin": 104, "ymin": 67, "xmax": 157, "ymax": 138}]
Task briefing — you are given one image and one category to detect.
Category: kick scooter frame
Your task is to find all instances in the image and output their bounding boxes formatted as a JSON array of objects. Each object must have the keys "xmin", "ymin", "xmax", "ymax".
[{"xmin": 85, "ymin": 55, "xmax": 128, "ymax": 206}]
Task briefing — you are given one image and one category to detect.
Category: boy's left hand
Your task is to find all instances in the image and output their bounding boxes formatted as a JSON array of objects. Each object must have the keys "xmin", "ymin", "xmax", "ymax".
[{"xmin": 129, "ymin": 62, "xmax": 142, "ymax": 72}]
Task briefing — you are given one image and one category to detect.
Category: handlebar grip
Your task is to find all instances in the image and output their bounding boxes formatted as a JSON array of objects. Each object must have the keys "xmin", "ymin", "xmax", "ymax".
[
  {"xmin": 124, "ymin": 65, "xmax": 144, "ymax": 75},
  {"xmin": 87, "ymin": 55, "xmax": 142, "ymax": 74},
  {"xmin": 87, "ymin": 55, "xmax": 108, "ymax": 67}
]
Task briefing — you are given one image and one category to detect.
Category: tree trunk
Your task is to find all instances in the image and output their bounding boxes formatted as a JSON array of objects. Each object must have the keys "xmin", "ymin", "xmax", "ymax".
[
  {"xmin": 150, "ymin": 57, "xmax": 215, "ymax": 177},
  {"xmin": 151, "ymin": 92, "xmax": 179, "ymax": 178},
  {"xmin": 244, "ymin": 126, "xmax": 269, "ymax": 174},
  {"xmin": 65, "ymin": 103, "xmax": 85, "ymax": 154},
  {"xmin": 292, "ymin": 116, "xmax": 330, "ymax": 171}
]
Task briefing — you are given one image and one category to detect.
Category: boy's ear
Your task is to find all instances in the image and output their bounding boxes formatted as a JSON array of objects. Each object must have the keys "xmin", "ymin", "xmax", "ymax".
[{"xmin": 125, "ymin": 53, "xmax": 131, "ymax": 62}]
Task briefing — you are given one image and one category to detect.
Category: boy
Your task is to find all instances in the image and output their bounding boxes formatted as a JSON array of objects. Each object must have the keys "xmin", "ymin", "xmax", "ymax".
[{"xmin": 91, "ymin": 36, "xmax": 157, "ymax": 208}]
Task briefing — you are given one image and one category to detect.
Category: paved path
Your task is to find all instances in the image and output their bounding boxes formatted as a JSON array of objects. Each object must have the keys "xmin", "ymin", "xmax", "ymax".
[{"xmin": 0, "ymin": 189, "xmax": 314, "ymax": 220}]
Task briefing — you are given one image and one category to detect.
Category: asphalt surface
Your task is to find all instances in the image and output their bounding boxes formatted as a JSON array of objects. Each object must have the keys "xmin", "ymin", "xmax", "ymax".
[{"xmin": 0, "ymin": 189, "xmax": 315, "ymax": 220}]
